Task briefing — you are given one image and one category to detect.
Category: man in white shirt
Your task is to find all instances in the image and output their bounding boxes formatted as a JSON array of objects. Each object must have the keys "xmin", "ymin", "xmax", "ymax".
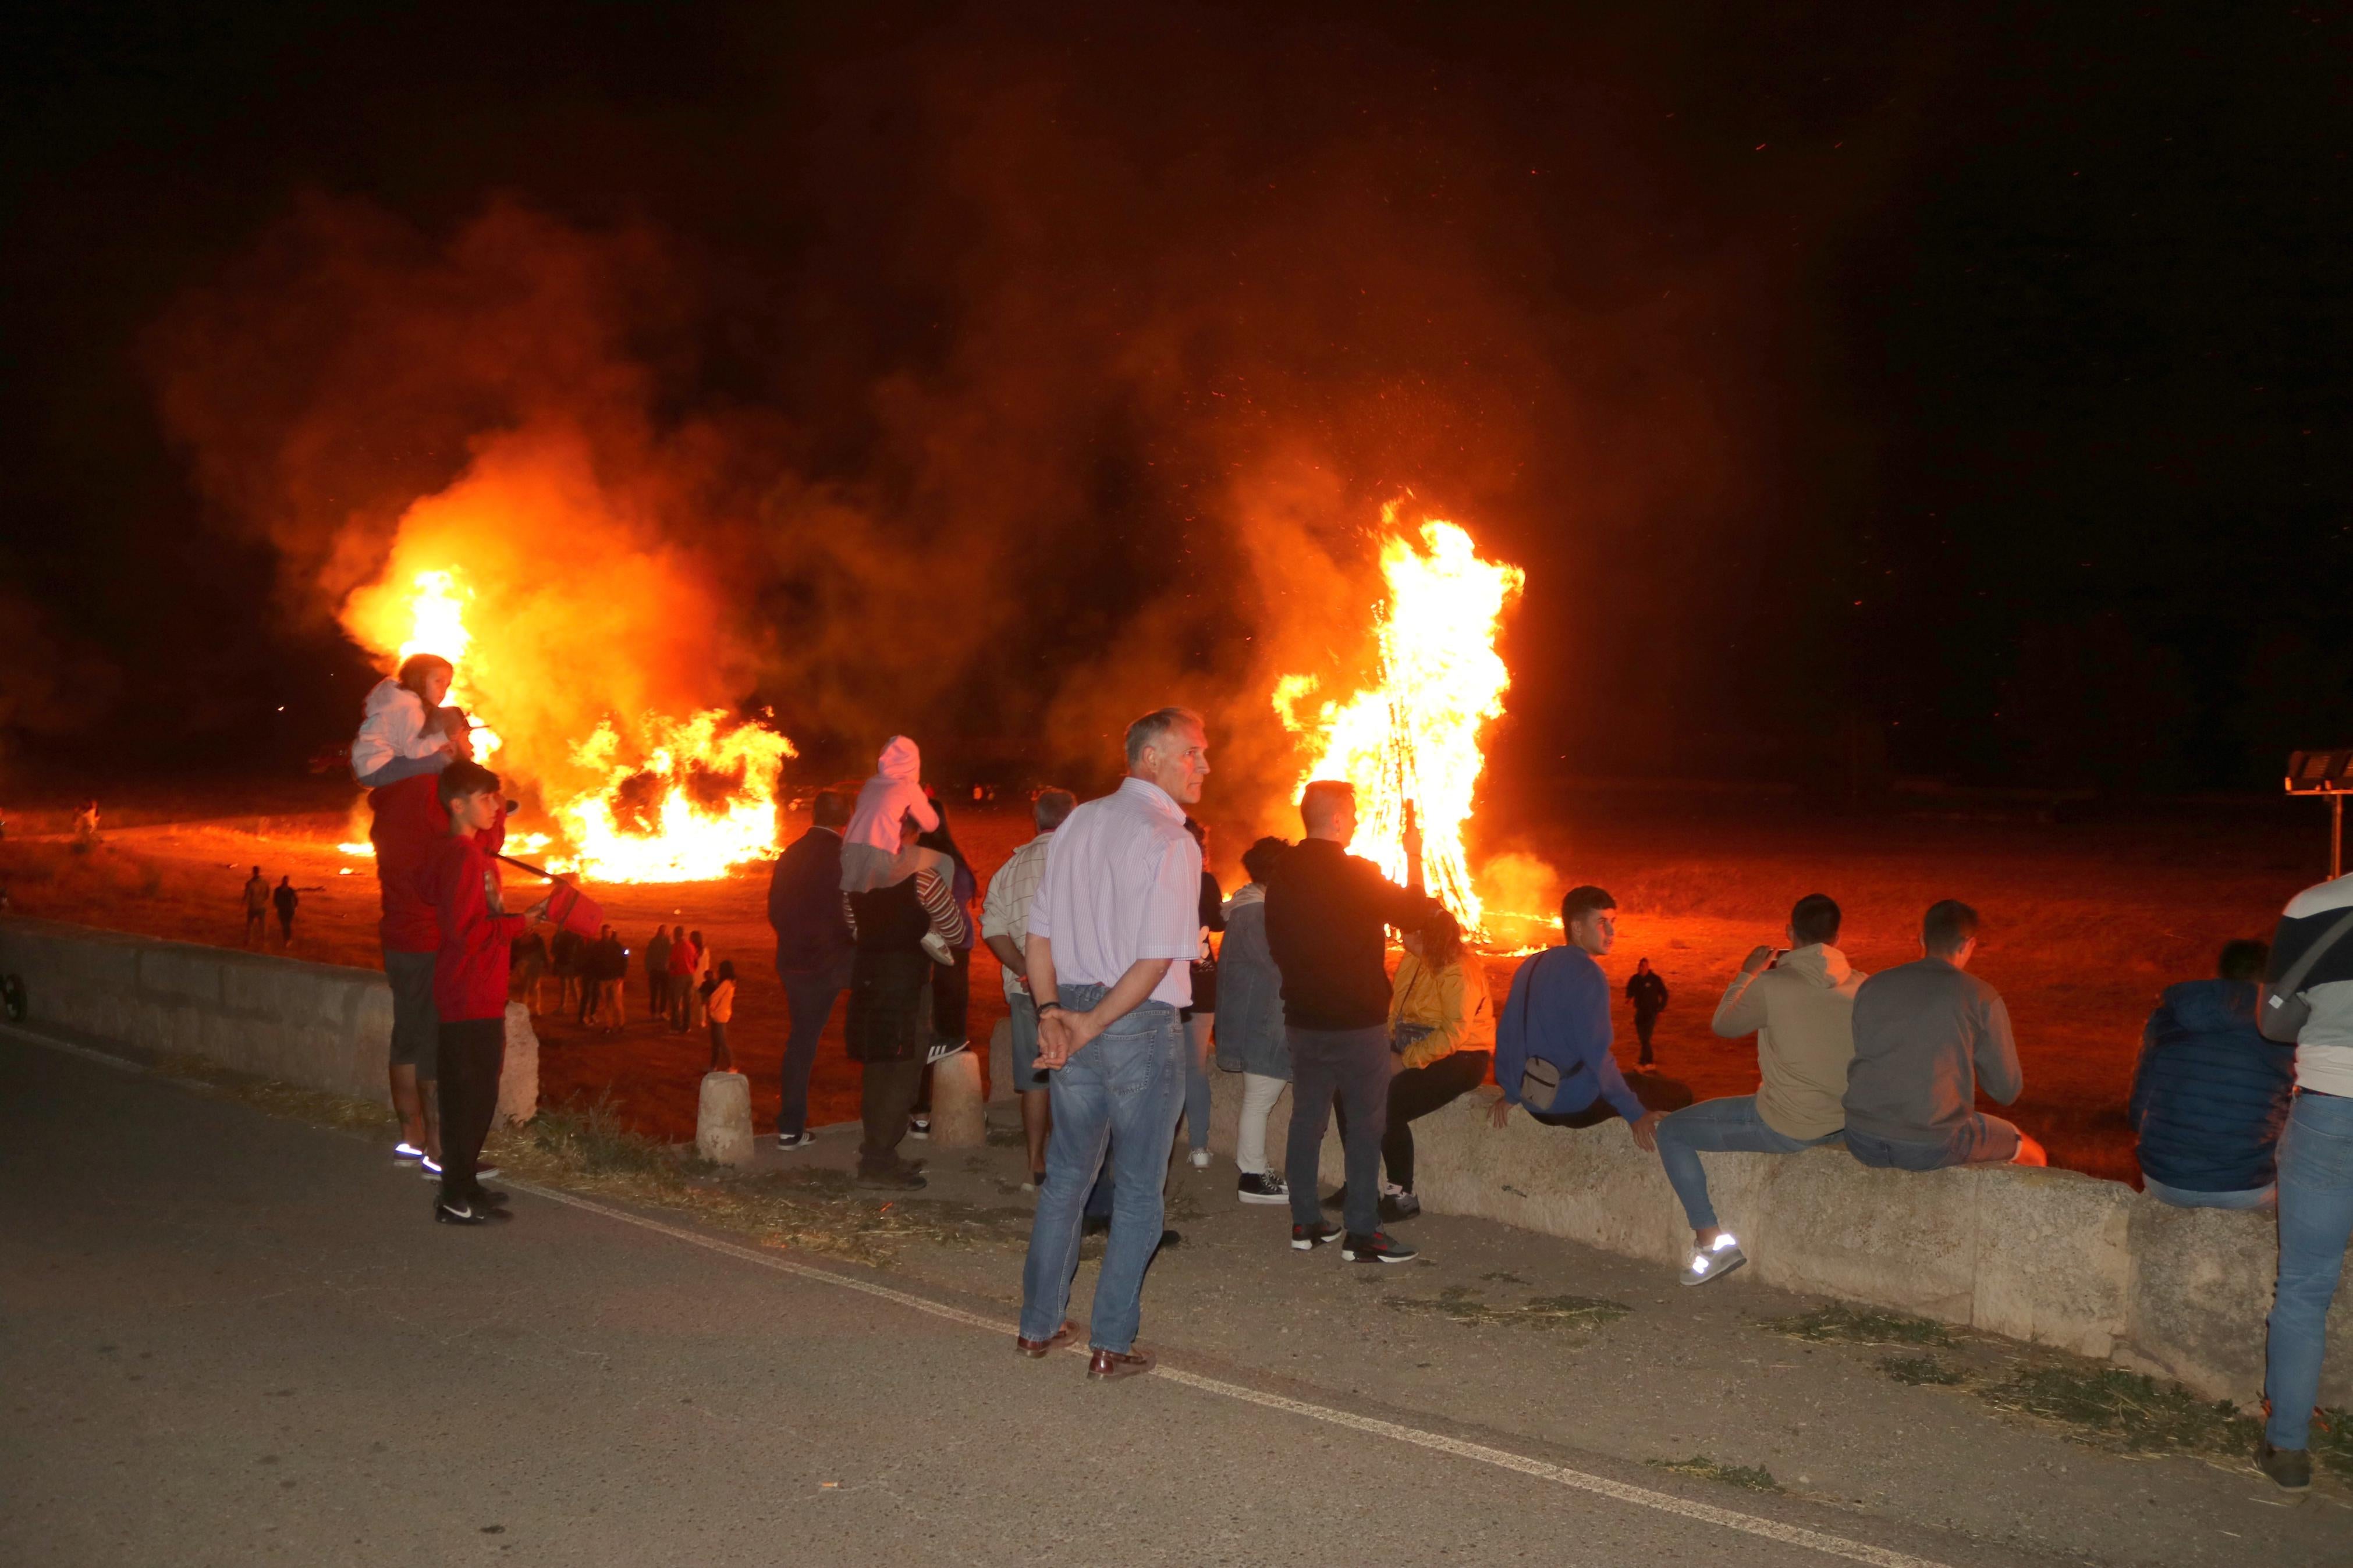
[
  {"xmin": 1014, "ymin": 708, "xmax": 1208, "ymax": 1381},
  {"xmin": 981, "ymin": 787, "xmax": 1078, "ymax": 1187}
]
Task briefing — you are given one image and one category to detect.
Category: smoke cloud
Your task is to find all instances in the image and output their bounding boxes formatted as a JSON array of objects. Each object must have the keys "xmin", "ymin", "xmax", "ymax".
[{"xmin": 145, "ymin": 6, "xmax": 1814, "ymax": 840}]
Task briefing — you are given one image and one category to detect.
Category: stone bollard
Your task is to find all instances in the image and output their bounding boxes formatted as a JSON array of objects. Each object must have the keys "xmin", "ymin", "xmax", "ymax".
[
  {"xmin": 497, "ymin": 1001, "xmax": 540, "ymax": 1127},
  {"xmin": 928, "ymin": 1051, "xmax": 985, "ymax": 1147},
  {"xmin": 986, "ymin": 1018, "xmax": 1015, "ymax": 1103},
  {"xmin": 695, "ymin": 1071, "xmax": 755, "ymax": 1166}
]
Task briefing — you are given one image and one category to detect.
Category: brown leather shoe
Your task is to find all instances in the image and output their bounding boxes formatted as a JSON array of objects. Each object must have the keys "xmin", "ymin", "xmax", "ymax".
[
  {"xmin": 1086, "ymin": 1345, "xmax": 1155, "ymax": 1381},
  {"xmin": 1014, "ymin": 1320, "xmax": 1076, "ymax": 1358}
]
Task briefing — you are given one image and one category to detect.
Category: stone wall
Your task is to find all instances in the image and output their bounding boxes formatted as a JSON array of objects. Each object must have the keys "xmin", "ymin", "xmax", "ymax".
[
  {"xmin": 1208, "ymin": 1068, "xmax": 2352, "ymax": 1405},
  {"xmin": 0, "ymin": 916, "xmax": 535, "ymax": 1121}
]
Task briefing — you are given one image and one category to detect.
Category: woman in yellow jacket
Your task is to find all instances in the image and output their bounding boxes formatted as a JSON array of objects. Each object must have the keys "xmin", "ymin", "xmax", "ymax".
[{"xmin": 1378, "ymin": 911, "xmax": 1494, "ymax": 1221}]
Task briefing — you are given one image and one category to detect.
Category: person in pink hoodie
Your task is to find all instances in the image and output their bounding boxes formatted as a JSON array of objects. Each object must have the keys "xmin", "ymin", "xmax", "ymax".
[{"xmin": 839, "ymin": 736, "xmax": 941, "ymax": 894}]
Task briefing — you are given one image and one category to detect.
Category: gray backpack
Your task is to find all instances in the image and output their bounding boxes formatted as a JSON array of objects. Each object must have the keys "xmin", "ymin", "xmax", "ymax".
[{"xmin": 2258, "ymin": 906, "xmax": 2353, "ymax": 1044}]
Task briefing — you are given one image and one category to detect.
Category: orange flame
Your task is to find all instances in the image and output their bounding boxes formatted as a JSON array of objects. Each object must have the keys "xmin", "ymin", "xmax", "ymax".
[
  {"xmin": 1276, "ymin": 508, "xmax": 1522, "ymax": 930},
  {"xmin": 343, "ymin": 562, "xmax": 792, "ymax": 883}
]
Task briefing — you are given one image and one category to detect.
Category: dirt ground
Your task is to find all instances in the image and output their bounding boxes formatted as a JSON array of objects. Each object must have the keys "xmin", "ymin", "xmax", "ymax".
[{"xmin": 0, "ymin": 781, "xmax": 2329, "ymax": 1183}]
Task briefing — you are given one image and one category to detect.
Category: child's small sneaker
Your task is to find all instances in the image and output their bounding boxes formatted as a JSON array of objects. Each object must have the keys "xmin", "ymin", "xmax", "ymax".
[{"xmin": 1237, "ymin": 1172, "xmax": 1289, "ymax": 1204}]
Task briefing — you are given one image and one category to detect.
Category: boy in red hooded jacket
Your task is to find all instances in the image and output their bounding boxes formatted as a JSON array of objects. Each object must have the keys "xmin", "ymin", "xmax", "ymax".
[{"xmin": 419, "ymin": 760, "xmax": 545, "ymax": 1225}]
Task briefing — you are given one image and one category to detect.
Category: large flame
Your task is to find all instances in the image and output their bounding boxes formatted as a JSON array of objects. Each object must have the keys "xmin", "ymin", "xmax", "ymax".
[
  {"xmin": 344, "ymin": 560, "xmax": 792, "ymax": 883},
  {"xmin": 1277, "ymin": 509, "xmax": 1523, "ymax": 930}
]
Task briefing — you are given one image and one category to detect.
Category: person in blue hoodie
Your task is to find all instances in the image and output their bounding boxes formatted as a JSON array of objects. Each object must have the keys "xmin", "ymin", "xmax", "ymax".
[
  {"xmin": 2128, "ymin": 938, "xmax": 2294, "ymax": 1209},
  {"xmin": 1490, "ymin": 885, "xmax": 1688, "ymax": 1142}
]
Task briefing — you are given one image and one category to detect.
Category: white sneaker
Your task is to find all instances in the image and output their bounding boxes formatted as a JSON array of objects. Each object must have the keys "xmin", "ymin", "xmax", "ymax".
[
  {"xmin": 420, "ymin": 1155, "xmax": 442, "ymax": 1178},
  {"xmin": 1681, "ymin": 1233, "xmax": 1747, "ymax": 1286},
  {"xmin": 1188, "ymin": 1149, "xmax": 1213, "ymax": 1169},
  {"xmin": 393, "ymin": 1141, "xmax": 425, "ymax": 1161},
  {"xmin": 925, "ymin": 1037, "xmax": 968, "ymax": 1065}
]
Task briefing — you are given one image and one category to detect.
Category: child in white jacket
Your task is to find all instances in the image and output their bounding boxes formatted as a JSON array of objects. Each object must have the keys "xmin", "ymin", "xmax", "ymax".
[
  {"xmin": 839, "ymin": 735, "xmax": 941, "ymax": 893},
  {"xmin": 350, "ymin": 655, "xmax": 457, "ymax": 788}
]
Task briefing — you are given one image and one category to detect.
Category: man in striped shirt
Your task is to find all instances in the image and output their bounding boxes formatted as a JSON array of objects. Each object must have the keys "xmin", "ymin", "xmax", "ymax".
[{"xmin": 982, "ymin": 787, "xmax": 1077, "ymax": 1189}]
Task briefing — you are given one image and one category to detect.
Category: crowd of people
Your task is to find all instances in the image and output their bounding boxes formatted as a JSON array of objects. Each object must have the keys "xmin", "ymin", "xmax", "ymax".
[{"xmin": 346, "ymin": 653, "xmax": 2343, "ymax": 1495}]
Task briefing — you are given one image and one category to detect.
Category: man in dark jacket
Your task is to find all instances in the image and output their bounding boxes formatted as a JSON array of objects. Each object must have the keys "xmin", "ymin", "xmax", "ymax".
[
  {"xmin": 1626, "ymin": 958, "xmax": 1669, "ymax": 1069},
  {"xmin": 1265, "ymin": 779, "xmax": 1438, "ymax": 1264},
  {"xmin": 769, "ymin": 790, "xmax": 854, "ymax": 1147},
  {"xmin": 2130, "ymin": 939, "xmax": 2292, "ymax": 1208}
]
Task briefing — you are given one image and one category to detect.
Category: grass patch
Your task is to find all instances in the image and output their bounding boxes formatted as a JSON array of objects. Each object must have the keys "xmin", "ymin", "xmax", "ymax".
[
  {"xmin": 1879, "ymin": 1353, "xmax": 1966, "ymax": 1387},
  {"xmin": 1763, "ymin": 1304, "xmax": 1955, "ymax": 1347},
  {"xmin": 1978, "ymin": 1366, "xmax": 2259, "ymax": 1461},
  {"xmin": 1646, "ymin": 1455, "xmax": 1781, "ymax": 1492},
  {"xmin": 1383, "ymin": 1285, "xmax": 1628, "ymax": 1332}
]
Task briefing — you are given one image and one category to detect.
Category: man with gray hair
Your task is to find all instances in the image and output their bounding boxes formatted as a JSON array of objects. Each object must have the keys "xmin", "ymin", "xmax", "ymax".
[
  {"xmin": 983, "ymin": 785, "xmax": 1080, "ymax": 1189},
  {"xmin": 1014, "ymin": 707, "xmax": 1209, "ymax": 1379}
]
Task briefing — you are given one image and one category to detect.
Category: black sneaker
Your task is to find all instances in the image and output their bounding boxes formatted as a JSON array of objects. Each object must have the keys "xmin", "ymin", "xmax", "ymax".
[
  {"xmin": 854, "ymin": 1165, "xmax": 927, "ymax": 1192},
  {"xmin": 2257, "ymin": 1438, "xmax": 2312, "ymax": 1498},
  {"xmin": 1341, "ymin": 1231, "xmax": 1418, "ymax": 1264},
  {"xmin": 1379, "ymin": 1192, "xmax": 1422, "ymax": 1224},
  {"xmin": 907, "ymin": 1115, "xmax": 931, "ymax": 1141},
  {"xmin": 1291, "ymin": 1221, "xmax": 1343, "ymax": 1250},
  {"xmin": 775, "ymin": 1130, "xmax": 817, "ymax": 1150},
  {"xmin": 434, "ymin": 1196, "xmax": 511, "ymax": 1225},
  {"xmin": 1236, "ymin": 1172, "xmax": 1289, "ymax": 1205}
]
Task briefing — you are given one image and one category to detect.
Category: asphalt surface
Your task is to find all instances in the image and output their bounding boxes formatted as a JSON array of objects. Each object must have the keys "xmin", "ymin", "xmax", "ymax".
[{"xmin": 0, "ymin": 1033, "xmax": 2334, "ymax": 1567}]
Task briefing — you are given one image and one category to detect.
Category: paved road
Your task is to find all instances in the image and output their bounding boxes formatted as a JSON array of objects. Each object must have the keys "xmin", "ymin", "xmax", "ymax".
[{"xmin": 0, "ymin": 1036, "xmax": 2096, "ymax": 1567}]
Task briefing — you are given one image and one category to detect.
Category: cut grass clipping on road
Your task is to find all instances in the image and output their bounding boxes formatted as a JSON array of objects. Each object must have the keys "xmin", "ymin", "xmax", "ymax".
[
  {"xmin": 1384, "ymin": 1285, "xmax": 1630, "ymax": 1331},
  {"xmin": 1646, "ymin": 1455, "xmax": 1783, "ymax": 1493}
]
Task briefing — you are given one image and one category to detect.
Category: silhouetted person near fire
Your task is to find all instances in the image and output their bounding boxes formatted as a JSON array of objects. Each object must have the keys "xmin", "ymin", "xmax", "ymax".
[
  {"xmin": 666, "ymin": 925, "xmax": 698, "ymax": 1029},
  {"xmin": 1265, "ymin": 778, "xmax": 1440, "ymax": 1264},
  {"xmin": 272, "ymin": 876, "xmax": 299, "ymax": 946},
  {"xmin": 1179, "ymin": 816, "xmax": 1225, "ymax": 1171},
  {"xmin": 1626, "ymin": 957, "xmax": 1669, "ymax": 1069},
  {"xmin": 771, "ymin": 790, "xmax": 854, "ymax": 1149},
  {"xmin": 590, "ymin": 925, "xmax": 628, "ymax": 1032},
  {"xmin": 241, "ymin": 866, "xmax": 269, "ymax": 947},
  {"xmin": 421, "ymin": 759, "xmax": 546, "ymax": 1225},
  {"xmin": 1843, "ymin": 900, "xmax": 2046, "ymax": 1171},
  {"xmin": 646, "ymin": 924, "xmax": 673, "ymax": 1019},
  {"xmin": 72, "ymin": 798, "xmax": 100, "ymax": 844}
]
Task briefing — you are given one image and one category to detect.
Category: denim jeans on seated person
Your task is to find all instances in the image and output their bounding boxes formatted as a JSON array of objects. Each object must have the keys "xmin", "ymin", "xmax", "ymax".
[
  {"xmin": 1844, "ymin": 1112, "xmax": 2021, "ymax": 1172},
  {"xmin": 1018, "ymin": 984, "xmax": 1184, "ymax": 1356},
  {"xmin": 2141, "ymin": 1175, "xmax": 2276, "ymax": 1211},
  {"xmin": 2266, "ymin": 1089, "xmax": 2353, "ymax": 1452},
  {"xmin": 1654, "ymin": 1094, "xmax": 1843, "ymax": 1232}
]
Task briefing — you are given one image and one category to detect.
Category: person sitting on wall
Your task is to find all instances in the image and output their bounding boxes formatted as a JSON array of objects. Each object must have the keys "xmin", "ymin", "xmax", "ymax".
[
  {"xmin": 1326, "ymin": 908, "xmax": 1493, "ymax": 1224},
  {"xmin": 1654, "ymin": 894, "xmax": 1864, "ymax": 1287},
  {"xmin": 2130, "ymin": 939, "xmax": 2293, "ymax": 1211},
  {"xmin": 1490, "ymin": 886, "xmax": 1690, "ymax": 1144},
  {"xmin": 1843, "ymin": 899, "xmax": 2048, "ymax": 1171}
]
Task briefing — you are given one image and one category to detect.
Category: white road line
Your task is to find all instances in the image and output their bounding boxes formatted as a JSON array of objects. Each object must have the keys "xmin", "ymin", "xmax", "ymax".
[
  {"xmin": 513, "ymin": 1181, "xmax": 1958, "ymax": 1568},
  {"xmin": 8, "ymin": 1025, "xmax": 1961, "ymax": 1568}
]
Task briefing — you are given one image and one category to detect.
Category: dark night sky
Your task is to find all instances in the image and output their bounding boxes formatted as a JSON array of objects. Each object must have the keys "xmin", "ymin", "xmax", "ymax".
[{"xmin": 0, "ymin": 1, "xmax": 2344, "ymax": 798}]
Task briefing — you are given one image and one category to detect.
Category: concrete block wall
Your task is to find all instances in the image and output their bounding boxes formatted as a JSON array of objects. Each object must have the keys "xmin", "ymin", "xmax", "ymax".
[
  {"xmin": 1208, "ymin": 1067, "xmax": 2352, "ymax": 1405},
  {"xmin": 0, "ymin": 916, "xmax": 537, "ymax": 1125}
]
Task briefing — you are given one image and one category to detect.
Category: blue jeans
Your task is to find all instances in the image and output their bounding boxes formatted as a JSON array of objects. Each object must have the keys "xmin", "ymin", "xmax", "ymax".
[
  {"xmin": 2143, "ymin": 1176, "xmax": 2275, "ymax": 1210},
  {"xmin": 1655, "ymin": 1096, "xmax": 1841, "ymax": 1231},
  {"xmin": 1844, "ymin": 1113, "xmax": 2021, "ymax": 1171},
  {"xmin": 1183, "ymin": 1011, "xmax": 1213, "ymax": 1153},
  {"xmin": 1018, "ymin": 984, "xmax": 1184, "ymax": 1354},
  {"xmin": 2266, "ymin": 1090, "xmax": 2353, "ymax": 1449},
  {"xmin": 1286, "ymin": 1025, "xmax": 1390, "ymax": 1238},
  {"xmin": 776, "ymin": 957, "xmax": 850, "ymax": 1137}
]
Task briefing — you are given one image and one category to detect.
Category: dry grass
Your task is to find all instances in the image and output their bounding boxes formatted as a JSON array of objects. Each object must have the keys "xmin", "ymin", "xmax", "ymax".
[
  {"xmin": 1382, "ymin": 1283, "xmax": 1630, "ymax": 1332},
  {"xmin": 1762, "ymin": 1304, "xmax": 1957, "ymax": 1347},
  {"xmin": 1645, "ymin": 1455, "xmax": 1783, "ymax": 1492}
]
